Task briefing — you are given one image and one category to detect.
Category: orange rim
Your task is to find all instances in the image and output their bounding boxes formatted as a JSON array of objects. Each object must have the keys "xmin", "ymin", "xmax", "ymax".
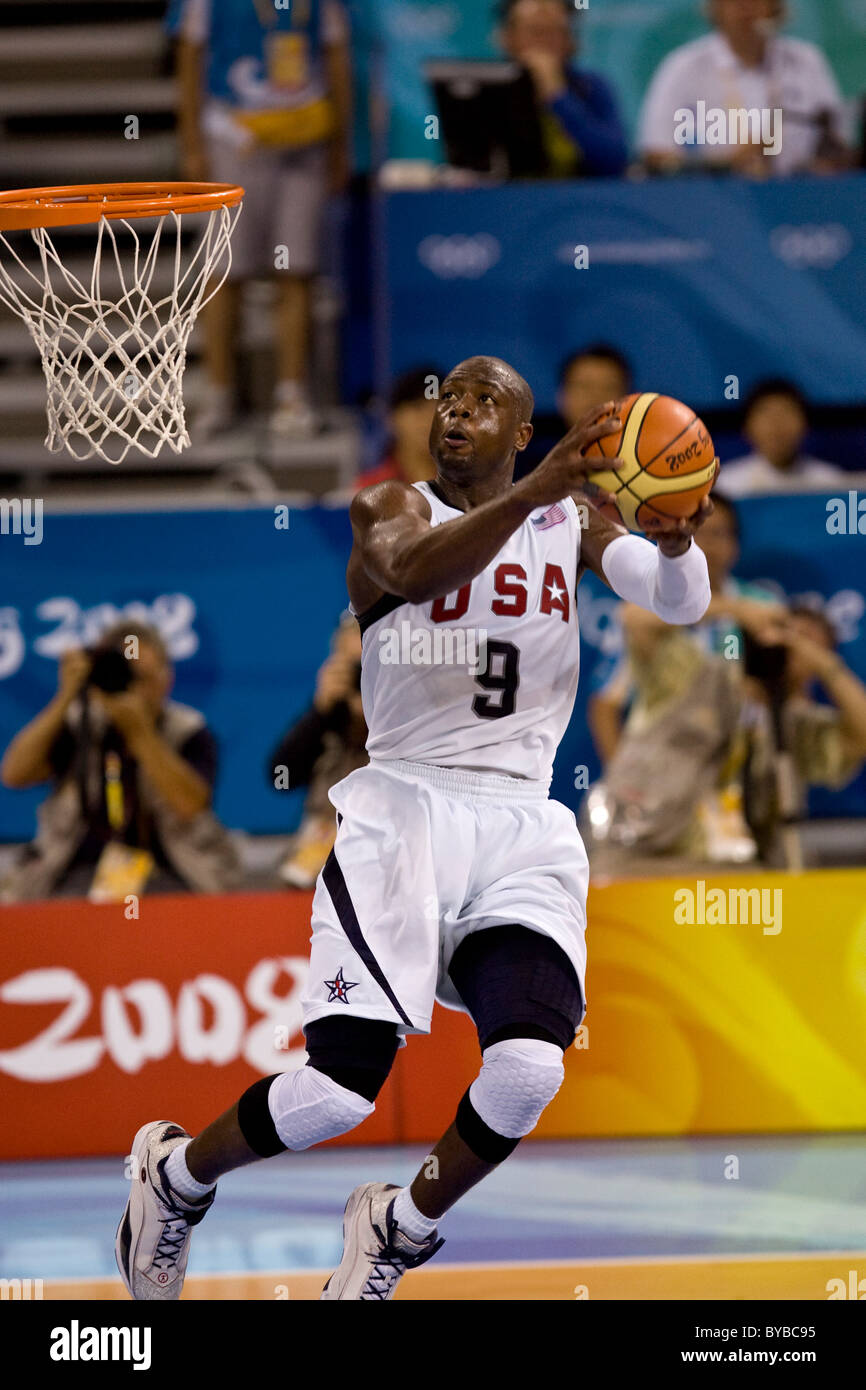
[{"xmin": 0, "ymin": 182, "xmax": 244, "ymax": 231}]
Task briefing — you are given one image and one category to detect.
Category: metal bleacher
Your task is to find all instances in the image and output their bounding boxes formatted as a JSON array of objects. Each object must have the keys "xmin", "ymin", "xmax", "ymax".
[{"xmin": 0, "ymin": 0, "xmax": 360, "ymax": 506}]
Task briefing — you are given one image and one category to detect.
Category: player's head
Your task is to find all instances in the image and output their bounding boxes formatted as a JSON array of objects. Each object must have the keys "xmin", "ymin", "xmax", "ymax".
[
  {"xmin": 694, "ymin": 491, "xmax": 740, "ymax": 585},
  {"xmin": 498, "ymin": 0, "xmax": 577, "ymax": 64},
  {"xmin": 741, "ymin": 377, "xmax": 809, "ymax": 469},
  {"xmin": 430, "ymin": 356, "xmax": 534, "ymax": 478},
  {"xmin": 557, "ymin": 344, "xmax": 632, "ymax": 429}
]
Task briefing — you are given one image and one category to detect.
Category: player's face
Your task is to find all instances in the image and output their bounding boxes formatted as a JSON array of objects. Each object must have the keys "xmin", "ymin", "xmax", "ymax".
[
  {"xmin": 502, "ymin": 0, "xmax": 573, "ymax": 63},
  {"xmin": 430, "ymin": 370, "xmax": 526, "ymax": 475},
  {"xmin": 558, "ymin": 357, "xmax": 629, "ymax": 429}
]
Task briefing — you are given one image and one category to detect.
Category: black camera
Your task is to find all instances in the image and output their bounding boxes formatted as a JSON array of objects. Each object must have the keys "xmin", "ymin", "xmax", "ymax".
[
  {"xmin": 86, "ymin": 647, "xmax": 134, "ymax": 694},
  {"xmin": 742, "ymin": 630, "xmax": 788, "ymax": 687}
]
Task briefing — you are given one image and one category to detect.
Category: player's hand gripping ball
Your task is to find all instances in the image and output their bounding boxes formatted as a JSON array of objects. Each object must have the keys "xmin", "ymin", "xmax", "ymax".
[{"xmin": 584, "ymin": 393, "xmax": 718, "ymax": 533}]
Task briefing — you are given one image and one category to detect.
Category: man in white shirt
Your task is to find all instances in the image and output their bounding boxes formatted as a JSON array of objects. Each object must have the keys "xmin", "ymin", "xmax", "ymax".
[
  {"xmin": 639, "ymin": 0, "xmax": 851, "ymax": 178},
  {"xmin": 718, "ymin": 379, "xmax": 845, "ymax": 497},
  {"xmin": 174, "ymin": 0, "xmax": 352, "ymax": 439}
]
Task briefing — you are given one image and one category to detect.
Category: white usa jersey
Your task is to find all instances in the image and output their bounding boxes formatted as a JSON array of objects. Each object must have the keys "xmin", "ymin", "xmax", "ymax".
[{"xmin": 355, "ymin": 480, "xmax": 582, "ymax": 784}]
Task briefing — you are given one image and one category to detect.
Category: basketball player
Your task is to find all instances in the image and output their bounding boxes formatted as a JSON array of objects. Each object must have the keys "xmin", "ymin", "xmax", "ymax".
[{"xmin": 117, "ymin": 357, "xmax": 713, "ymax": 1301}]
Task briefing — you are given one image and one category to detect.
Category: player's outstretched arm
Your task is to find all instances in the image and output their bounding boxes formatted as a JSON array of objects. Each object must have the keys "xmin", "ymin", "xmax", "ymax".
[
  {"xmin": 349, "ymin": 409, "xmax": 625, "ymax": 609},
  {"xmin": 577, "ymin": 493, "xmax": 714, "ymax": 626}
]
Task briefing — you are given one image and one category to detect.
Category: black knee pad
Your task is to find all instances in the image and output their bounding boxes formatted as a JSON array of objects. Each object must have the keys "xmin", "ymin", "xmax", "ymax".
[
  {"xmin": 455, "ymin": 1089, "xmax": 521, "ymax": 1164},
  {"xmin": 238, "ymin": 1074, "xmax": 286, "ymax": 1158},
  {"xmin": 448, "ymin": 924, "xmax": 583, "ymax": 1053},
  {"xmin": 304, "ymin": 1015, "xmax": 400, "ymax": 1104}
]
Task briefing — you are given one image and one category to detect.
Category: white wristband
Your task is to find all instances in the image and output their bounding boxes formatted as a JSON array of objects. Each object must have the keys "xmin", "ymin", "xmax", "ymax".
[{"xmin": 601, "ymin": 533, "xmax": 711, "ymax": 625}]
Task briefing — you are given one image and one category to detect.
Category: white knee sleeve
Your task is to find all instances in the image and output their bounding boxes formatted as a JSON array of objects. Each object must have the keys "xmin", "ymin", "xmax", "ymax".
[
  {"xmin": 267, "ymin": 1066, "xmax": 374, "ymax": 1151},
  {"xmin": 468, "ymin": 1038, "xmax": 565, "ymax": 1140}
]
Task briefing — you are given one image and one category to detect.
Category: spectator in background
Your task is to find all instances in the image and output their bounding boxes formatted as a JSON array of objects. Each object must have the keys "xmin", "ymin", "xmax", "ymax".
[
  {"xmin": 586, "ymin": 492, "xmax": 866, "ymax": 866},
  {"xmin": 355, "ymin": 366, "xmax": 442, "ymax": 490},
  {"xmin": 718, "ymin": 379, "xmax": 845, "ymax": 497},
  {"xmin": 268, "ymin": 615, "xmax": 366, "ymax": 888},
  {"xmin": 639, "ymin": 0, "xmax": 851, "ymax": 178},
  {"xmin": 585, "ymin": 495, "xmax": 787, "ymax": 863},
  {"xmin": 557, "ymin": 344, "xmax": 632, "ymax": 430},
  {"xmin": 498, "ymin": 0, "xmax": 628, "ymax": 178},
  {"xmin": 175, "ymin": 0, "xmax": 352, "ymax": 439},
  {"xmin": 516, "ymin": 343, "xmax": 632, "ymax": 478},
  {"xmin": 0, "ymin": 622, "xmax": 241, "ymax": 901},
  {"xmin": 741, "ymin": 604, "xmax": 866, "ymax": 861}
]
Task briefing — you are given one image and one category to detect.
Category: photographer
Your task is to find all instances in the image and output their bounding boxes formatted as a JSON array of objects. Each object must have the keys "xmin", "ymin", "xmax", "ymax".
[
  {"xmin": 585, "ymin": 497, "xmax": 787, "ymax": 864},
  {"xmin": 268, "ymin": 614, "xmax": 367, "ymax": 888},
  {"xmin": 740, "ymin": 605, "xmax": 866, "ymax": 861},
  {"xmin": 0, "ymin": 622, "xmax": 242, "ymax": 901},
  {"xmin": 586, "ymin": 538, "xmax": 866, "ymax": 868}
]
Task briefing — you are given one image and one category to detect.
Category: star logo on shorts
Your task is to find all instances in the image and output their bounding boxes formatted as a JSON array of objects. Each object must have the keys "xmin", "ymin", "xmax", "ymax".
[{"xmin": 324, "ymin": 967, "xmax": 359, "ymax": 1004}]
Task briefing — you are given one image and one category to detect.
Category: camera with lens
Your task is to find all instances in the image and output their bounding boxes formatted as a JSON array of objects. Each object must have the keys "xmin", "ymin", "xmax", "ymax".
[
  {"xmin": 742, "ymin": 629, "xmax": 788, "ymax": 688},
  {"xmin": 86, "ymin": 647, "xmax": 134, "ymax": 694}
]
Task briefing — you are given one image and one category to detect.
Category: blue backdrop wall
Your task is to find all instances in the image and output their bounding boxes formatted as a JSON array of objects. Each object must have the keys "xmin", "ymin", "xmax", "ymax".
[
  {"xmin": 1, "ymin": 495, "xmax": 864, "ymax": 842},
  {"xmin": 384, "ymin": 175, "xmax": 866, "ymax": 415}
]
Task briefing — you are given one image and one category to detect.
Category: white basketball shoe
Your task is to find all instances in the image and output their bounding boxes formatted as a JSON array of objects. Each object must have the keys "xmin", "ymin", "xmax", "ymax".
[
  {"xmin": 321, "ymin": 1182, "xmax": 444, "ymax": 1301},
  {"xmin": 116, "ymin": 1121, "xmax": 215, "ymax": 1301}
]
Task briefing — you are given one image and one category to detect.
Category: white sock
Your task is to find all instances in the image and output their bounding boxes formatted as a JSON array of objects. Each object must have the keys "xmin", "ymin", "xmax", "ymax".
[
  {"xmin": 392, "ymin": 1185, "xmax": 439, "ymax": 1241},
  {"xmin": 164, "ymin": 1139, "xmax": 216, "ymax": 1204}
]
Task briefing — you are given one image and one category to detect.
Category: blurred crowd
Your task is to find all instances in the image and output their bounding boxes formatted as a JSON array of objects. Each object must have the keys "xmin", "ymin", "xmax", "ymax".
[
  {"xmin": 165, "ymin": 0, "xmax": 859, "ymax": 438},
  {"xmin": 497, "ymin": 0, "xmax": 852, "ymax": 179},
  {"xmin": 584, "ymin": 495, "xmax": 866, "ymax": 874}
]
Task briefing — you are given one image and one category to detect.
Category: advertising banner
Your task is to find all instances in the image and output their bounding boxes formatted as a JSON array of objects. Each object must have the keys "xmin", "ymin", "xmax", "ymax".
[{"xmin": 2, "ymin": 873, "xmax": 865, "ymax": 1159}]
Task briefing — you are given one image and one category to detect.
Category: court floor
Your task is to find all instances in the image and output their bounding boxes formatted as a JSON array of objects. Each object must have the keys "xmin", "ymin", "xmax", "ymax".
[{"xmin": 2, "ymin": 1133, "xmax": 865, "ymax": 1300}]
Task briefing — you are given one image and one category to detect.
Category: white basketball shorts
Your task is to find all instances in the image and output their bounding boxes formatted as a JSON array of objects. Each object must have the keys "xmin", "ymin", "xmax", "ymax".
[{"xmin": 301, "ymin": 758, "xmax": 589, "ymax": 1041}]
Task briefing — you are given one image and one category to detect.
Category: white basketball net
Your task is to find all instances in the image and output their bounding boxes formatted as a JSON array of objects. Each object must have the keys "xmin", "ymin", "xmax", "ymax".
[{"xmin": 0, "ymin": 203, "xmax": 240, "ymax": 463}]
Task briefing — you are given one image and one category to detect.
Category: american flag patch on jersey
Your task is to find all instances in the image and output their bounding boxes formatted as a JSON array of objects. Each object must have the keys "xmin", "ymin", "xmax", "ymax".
[{"xmin": 531, "ymin": 503, "xmax": 568, "ymax": 530}]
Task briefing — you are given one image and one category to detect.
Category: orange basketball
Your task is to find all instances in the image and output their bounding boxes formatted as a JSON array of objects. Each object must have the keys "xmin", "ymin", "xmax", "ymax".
[{"xmin": 584, "ymin": 393, "xmax": 718, "ymax": 532}]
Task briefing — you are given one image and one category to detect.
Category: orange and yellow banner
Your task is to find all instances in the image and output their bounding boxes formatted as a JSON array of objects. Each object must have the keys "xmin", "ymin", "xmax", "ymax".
[
  {"xmin": 539, "ymin": 868, "xmax": 866, "ymax": 1138},
  {"xmin": 1, "ymin": 870, "xmax": 864, "ymax": 1157}
]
